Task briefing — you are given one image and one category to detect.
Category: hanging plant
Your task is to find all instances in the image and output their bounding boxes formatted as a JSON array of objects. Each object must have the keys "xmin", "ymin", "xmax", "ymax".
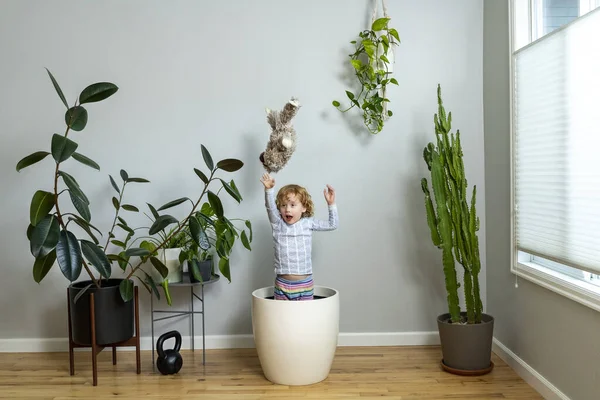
[{"xmin": 332, "ymin": 17, "xmax": 400, "ymax": 134}]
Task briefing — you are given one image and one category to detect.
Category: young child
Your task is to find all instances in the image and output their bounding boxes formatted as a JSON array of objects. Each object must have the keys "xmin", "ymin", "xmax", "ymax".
[{"xmin": 260, "ymin": 172, "xmax": 338, "ymax": 300}]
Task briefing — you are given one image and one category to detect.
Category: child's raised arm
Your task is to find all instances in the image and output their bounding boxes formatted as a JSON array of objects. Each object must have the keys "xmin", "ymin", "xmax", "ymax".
[
  {"xmin": 260, "ymin": 173, "xmax": 280, "ymax": 224},
  {"xmin": 310, "ymin": 185, "xmax": 338, "ymax": 231}
]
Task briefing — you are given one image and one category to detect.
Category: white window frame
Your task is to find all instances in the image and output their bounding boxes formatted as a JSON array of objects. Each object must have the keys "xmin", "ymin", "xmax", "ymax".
[{"xmin": 509, "ymin": 0, "xmax": 600, "ymax": 312}]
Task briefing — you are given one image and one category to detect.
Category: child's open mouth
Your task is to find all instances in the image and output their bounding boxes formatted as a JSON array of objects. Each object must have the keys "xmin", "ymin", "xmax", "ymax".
[{"xmin": 285, "ymin": 215, "xmax": 293, "ymax": 222}]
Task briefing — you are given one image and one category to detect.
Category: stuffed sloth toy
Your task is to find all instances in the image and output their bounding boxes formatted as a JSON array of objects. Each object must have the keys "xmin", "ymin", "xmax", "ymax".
[{"xmin": 259, "ymin": 97, "xmax": 300, "ymax": 173}]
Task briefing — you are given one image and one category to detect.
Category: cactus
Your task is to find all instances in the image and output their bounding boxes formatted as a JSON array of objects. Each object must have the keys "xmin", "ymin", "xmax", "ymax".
[{"xmin": 421, "ymin": 84, "xmax": 483, "ymax": 324}]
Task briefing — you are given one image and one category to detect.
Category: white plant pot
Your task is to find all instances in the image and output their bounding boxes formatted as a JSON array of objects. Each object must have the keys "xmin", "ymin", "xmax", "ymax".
[
  {"xmin": 143, "ymin": 248, "xmax": 182, "ymax": 284},
  {"xmin": 251, "ymin": 286, "xmax": 339, "ymax": 386}
]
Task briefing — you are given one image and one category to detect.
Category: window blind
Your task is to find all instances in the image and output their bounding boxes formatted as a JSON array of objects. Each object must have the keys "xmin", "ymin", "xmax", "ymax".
[{"xmin": 514, "ymin": 8, "xmax": 600, "ymax": 274}]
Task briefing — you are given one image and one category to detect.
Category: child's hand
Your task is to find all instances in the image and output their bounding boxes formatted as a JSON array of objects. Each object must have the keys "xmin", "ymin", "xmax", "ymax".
[
  {"xmin": 261, "ymin": 173, "xmax": 275, "ymax": 189},
  {"xmin": 324, "ymin": 184, "xmax": 335, "ymax": 205}
]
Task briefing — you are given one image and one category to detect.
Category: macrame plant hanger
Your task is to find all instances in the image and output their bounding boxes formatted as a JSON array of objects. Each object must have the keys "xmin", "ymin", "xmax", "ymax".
[{"xmin": 371, "ymin": 0, "xmax": 393, "ymax": 119}]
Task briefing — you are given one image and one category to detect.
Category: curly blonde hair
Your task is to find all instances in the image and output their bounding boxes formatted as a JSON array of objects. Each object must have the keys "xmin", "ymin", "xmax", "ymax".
[{"xmin": 276, "ymin": 184, "xmax": 314, "ymax": 217}]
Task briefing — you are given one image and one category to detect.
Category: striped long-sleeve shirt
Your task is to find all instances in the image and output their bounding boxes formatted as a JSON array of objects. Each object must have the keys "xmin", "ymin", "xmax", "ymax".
[{"xmin": 265, "ymin": 188, "xmax": 338, "ymax": 275}]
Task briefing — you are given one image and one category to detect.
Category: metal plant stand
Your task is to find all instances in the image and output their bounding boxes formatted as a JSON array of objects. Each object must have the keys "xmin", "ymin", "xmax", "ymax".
[{"xmin": 150, "ymin": 272, "xmax": 220, "ymax": 367}]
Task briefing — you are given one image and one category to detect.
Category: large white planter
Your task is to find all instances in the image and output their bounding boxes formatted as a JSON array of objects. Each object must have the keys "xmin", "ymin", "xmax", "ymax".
[{"xmin": 251, "ymin": 285, "xmax": 339, "ymax": 386}]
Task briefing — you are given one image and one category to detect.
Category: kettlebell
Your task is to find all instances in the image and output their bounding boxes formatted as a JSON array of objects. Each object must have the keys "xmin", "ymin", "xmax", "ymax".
[{"xmin": 156, "ymin": 330, "xmax": 183, "ymax": 375}]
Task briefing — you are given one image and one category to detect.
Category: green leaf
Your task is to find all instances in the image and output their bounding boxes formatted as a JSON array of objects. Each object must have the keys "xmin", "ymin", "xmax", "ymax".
[
  {"xmin": 45, "ymin": 68, "xmax": 69, "ymax": 109},
  {"xmin": 197, "ymin": 212, "xmax": 215, "ymax": 227},
  {"xmin": 56, "ymin": 230, "xmax": 83, "ymax": 281},
  {"xmin": 245, "ymin": 220, "xmax": 253, "ymax": 241},
  {"xmin": 109, "ymin": 175, "xmax": 120, "ymax": 194},
  {"xmin": 140, "ymin": 240, "xmax": 157, "ymax": 253},
  {"xmin": 51, "ymin": 134, "xmax": 78, "ymax": 163},
  {"xmin": 194, "ymin": 168, "xmax": 209, "ymax": 184},
  {"xmin": 117, "ymin": 251, "xmax": 129, "ymax": 271},
  {"xmin": 68, "ymin": 215, "xmax": 101, "ymax": 244},
  {"xmin": 80, "ymin": 240, "xmax": 111, "ymax": 279},
  {"xmin": 58, "ymin": 171, "xmax": 89, "ymax": 204},
  {"xmin": 111, "ymin": 239, "xmax": 126, "ymax": 248},
  {"xmin": 216, "ymin": 158, "xmax": 243, "ymax": 172},
  {"xmin": 346, "ymin": 91, "xmax": 355, "ymax": 100},
  {"xmin": 219, "ymin": 257, "xmax": 231, "ymax": 282},
  {"xmin": 27, "ymin": 224, "xmax": 34, "ymax": 240},
  {"xmin": 332, "ymin": 100, "xmax": 341, "ymax": 107},
  {"xmin": 71, "ymin": 152, "xmax": 100, "ymax": 170},
  {"xmin": 219, "ymin": 179, "xmax": 241, "ymax": 203},
  {"xmin": 388, "ymin": 28, "xmax": 400, "ymax": 42},
  {"xmin": 229, "ymin": 180, "xmax": 243, "ymax": 201},
  {"xmin": 79, "ymin": 82, "xmax": 118, "ymax": 104},
  {"xmin": 390, "ymin": 78, "xmax": 399, "ymax": 85},
  {"xmin": 33, "ymin": 250, "xmax": 56, "ymax": 283},
  {"xmin": 134, "ymin": 275, "xmax": 151, "ymax": 294},
  {"xmin": 150, "ymin": 256, "xmax": 169, "ymax": 279},
  {"xmin": 189, "ymin": 259, "xmax": 203, "ymax": 282},
  {"xmin": 121, "ymin": 204, "xmax": 139, "ymax": 212},
  {"xmin": 30, "ymin": 215, "xmax": 60, "ymax": 258},
  {"xmin": 157, "ymin": 197, "xmax": 189, "ymax": 211},
  {"xmin": 350, "ymin": 59, "xmax": 362, "ymax": 70},
  {"xmin": 143, "ymin": 271, "xmax": 160, "ymax": 299},
  {"xmin": 200, "ymin": 202, "xmax": 214, "ymax": 217},
  {"xmin": 65, "ymin": 106, "xmax": 88, "ymax": 131},
  {"xmin": 189, "ymin": 217, "xmax": 210, "ymax": 250},
  {"xmin": 70, "ymin": 191, "xmax": 91, "ymax": 222},
  {"xmin": 16, "ymin": 151, "xmax": 50, "ymax": 172},
  {"xmin": 161, "ymin": 280, "xmax": 172, "ymax": 306},
  {"xmin": 201, "ymin": 144, "xmax": 214, "ymax": 170},
  {"xmin": 124, "ymin": 247, "xmax": 151, "ymax": 258},
  {"xmin": 119, "ymin": 279, "xmax": 134, "ymax": 302},
  {"xmin": 372, "ymin": 17, "xmax": 390, "ymax": 31},
  {"xmin": 207, "ymin": 191, "xmax": 223, "ymax": 218},
  {"xmin": 147, "ymin": 203, "xmax": 160, "ymax": 219},
  {"xmin": 112, "ymin": 197, "xmax": 120, "ymax": 210},
  {"xmin": 388, "ymin": 110, "xmax": 393, "ymax": 117},
  {"xmin": 120, "ymin": 169, "xmax": 129, "ymax": 181},
  {"xmin": 362, "ymin": 39, "xmax": 376, "ymax": 57},
  {"xmin": 380, "ymin": 54, "xmax": 390, "ymax": 63},
  {"xmin": 148, "ymin": 215, "xmax": 178, "ymax": 235},
  {"xmin": 241, "ymin": 230, "xmax": 251, "ymax": 251},
  {"xmin": 127, "ymin": 177, "xmax": 150, "ymax": 183},
  {"xmin": 30, "ymin": 190, "xmax": 55, "ymax": 226}
]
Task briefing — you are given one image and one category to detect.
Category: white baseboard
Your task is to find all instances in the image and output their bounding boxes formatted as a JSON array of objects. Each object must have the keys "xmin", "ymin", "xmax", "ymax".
[
  {"xmin": 0, "ymin": 331, "xmax": 440, "ymax": 353},
  {"xmin": 492, "ymin": 338, "xmax": 570, "ymax": 400}
]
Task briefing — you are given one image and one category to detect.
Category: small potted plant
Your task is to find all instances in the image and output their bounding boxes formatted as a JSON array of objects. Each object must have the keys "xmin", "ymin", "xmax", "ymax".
[
  {"xmin": 332, "ymin": 17, "xmax": 400, "ymax": 134},
  {"xmin": 421, "ymin": 84, "xmax": 494, "ymax": 375}
]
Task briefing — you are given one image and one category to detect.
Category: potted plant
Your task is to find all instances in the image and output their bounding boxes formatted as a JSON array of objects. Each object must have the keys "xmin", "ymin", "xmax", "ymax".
[
  {"xmin": 16, "ymin": 69, "xmax": 253, "ymax": 347},
  {"xmin": 332, "ymin": 17, "xmax": 400, "ymax": 134},
  {"xmin": 420, "ymin": 84, "xmax": 494, "ymax": 375}
]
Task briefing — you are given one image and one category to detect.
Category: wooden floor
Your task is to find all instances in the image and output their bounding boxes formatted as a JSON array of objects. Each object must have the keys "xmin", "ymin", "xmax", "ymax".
[{"xmin": 0, "ymin": 346, "xmax": 542, "ymax": 399}]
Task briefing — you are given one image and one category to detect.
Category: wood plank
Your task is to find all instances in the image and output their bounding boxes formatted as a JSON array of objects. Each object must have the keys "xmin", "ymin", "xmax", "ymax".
[{"xmin": 0, "ymin": 346, "xmax": 542, "ymax": 399}]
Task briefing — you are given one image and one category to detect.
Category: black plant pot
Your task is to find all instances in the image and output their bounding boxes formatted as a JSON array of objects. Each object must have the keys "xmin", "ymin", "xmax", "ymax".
[
  {"xmin": 437, "ymin": 312, "xmax": 495, "ymax": 375},
  {"xmin": 68, "ymin": 279, "xmax": 135, "ymax": 346},
  {"xmin": 190, "ymin": 259, "xmax": 213, "ymax": 283}
]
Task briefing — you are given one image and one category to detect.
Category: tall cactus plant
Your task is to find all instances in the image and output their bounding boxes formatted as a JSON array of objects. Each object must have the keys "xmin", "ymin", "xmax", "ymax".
[{"xmin": 421, "ymin": 84, "xmax": 483, "ymax": 325}]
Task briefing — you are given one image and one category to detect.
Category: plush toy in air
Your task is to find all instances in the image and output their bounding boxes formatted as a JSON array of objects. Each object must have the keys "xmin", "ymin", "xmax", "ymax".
[{"xmin": 259, "ymin": 97, "xmax": 300, "ymax": 173}]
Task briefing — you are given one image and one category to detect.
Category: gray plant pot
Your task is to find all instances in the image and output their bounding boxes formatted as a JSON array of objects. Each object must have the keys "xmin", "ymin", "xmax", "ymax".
[
  {"xmin": 437, "ymin": 312, "xmax": 494, "ymax": 373},
  {"xmin": 190, "ymin": 259, "xmax": 213, "ymax": 283}
]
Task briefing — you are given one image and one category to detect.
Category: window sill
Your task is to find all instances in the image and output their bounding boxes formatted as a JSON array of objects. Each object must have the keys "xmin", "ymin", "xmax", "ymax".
[{"xmin": 512, "ymin": 261, "xmax": 600, "ymax": 313}]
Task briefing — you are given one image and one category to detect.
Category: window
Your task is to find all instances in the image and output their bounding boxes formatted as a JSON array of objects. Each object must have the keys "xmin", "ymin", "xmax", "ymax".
[{"xmin": 510, "ymin": 0, "xmax": 600, "ymax": 311}]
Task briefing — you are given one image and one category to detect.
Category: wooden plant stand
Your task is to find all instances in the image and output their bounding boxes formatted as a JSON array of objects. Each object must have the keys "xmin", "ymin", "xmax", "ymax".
[{"xmin": 67, "ymin": 285, "xmax": 141, "ymax": 386}]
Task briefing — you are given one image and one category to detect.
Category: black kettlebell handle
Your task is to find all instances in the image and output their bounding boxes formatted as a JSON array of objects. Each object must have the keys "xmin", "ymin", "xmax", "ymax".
[{"xmin": 157, "ymin": 330, "xmax": 182, "ymax": 359}]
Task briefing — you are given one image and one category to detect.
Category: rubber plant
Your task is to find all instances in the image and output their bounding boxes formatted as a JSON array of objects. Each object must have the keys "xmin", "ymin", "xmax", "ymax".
[
  {"xmin": 421, "ymin": 84, "xmax": 483, "ymax": 325},
  {"xmin": 16, "ymin": 69, "xmax": 252, "ymax": 304},
  {"xmin": 332, "ymin": 17, "xmax": 400, "ymax": 134}
]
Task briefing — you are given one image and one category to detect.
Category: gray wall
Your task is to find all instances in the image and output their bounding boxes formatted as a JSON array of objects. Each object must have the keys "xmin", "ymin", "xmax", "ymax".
[
  {"xmin": 0, "ymin": 0, "xmax": 484, "ymax": 342},
  {"xmin": 484, "ymin": 1, "xmax": 600, "ymax": 399}
]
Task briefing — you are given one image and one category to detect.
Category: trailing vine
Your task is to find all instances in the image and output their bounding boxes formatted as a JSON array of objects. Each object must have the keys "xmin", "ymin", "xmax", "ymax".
[{"xmin": 332, "ymin": 17, "xmax": 400, "ymax": 134}]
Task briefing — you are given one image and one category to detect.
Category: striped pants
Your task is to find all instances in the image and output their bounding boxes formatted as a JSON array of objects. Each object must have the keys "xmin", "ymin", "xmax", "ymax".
[{"xmin": 274, "ymin": 275, "xmax": 314, "ymax": 301}]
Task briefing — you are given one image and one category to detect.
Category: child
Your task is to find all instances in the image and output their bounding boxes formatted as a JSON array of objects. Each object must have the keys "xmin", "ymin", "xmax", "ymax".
[{"xmin": 260, "ymin": 173, "xmax": 338, "ymax": 301}]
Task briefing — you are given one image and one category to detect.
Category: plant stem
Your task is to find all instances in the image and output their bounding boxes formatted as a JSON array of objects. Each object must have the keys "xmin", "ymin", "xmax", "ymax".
[
  {"xmin": 103, "ymin": 180, "xmax": 127, "ymax": 252},
  {"xmin": 53, "ymin": 120, "xmax": 100, "ymax": 288},
  {"xmin": 125, "ymin": 172, "xmax": 216, "ymax": 280}
]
